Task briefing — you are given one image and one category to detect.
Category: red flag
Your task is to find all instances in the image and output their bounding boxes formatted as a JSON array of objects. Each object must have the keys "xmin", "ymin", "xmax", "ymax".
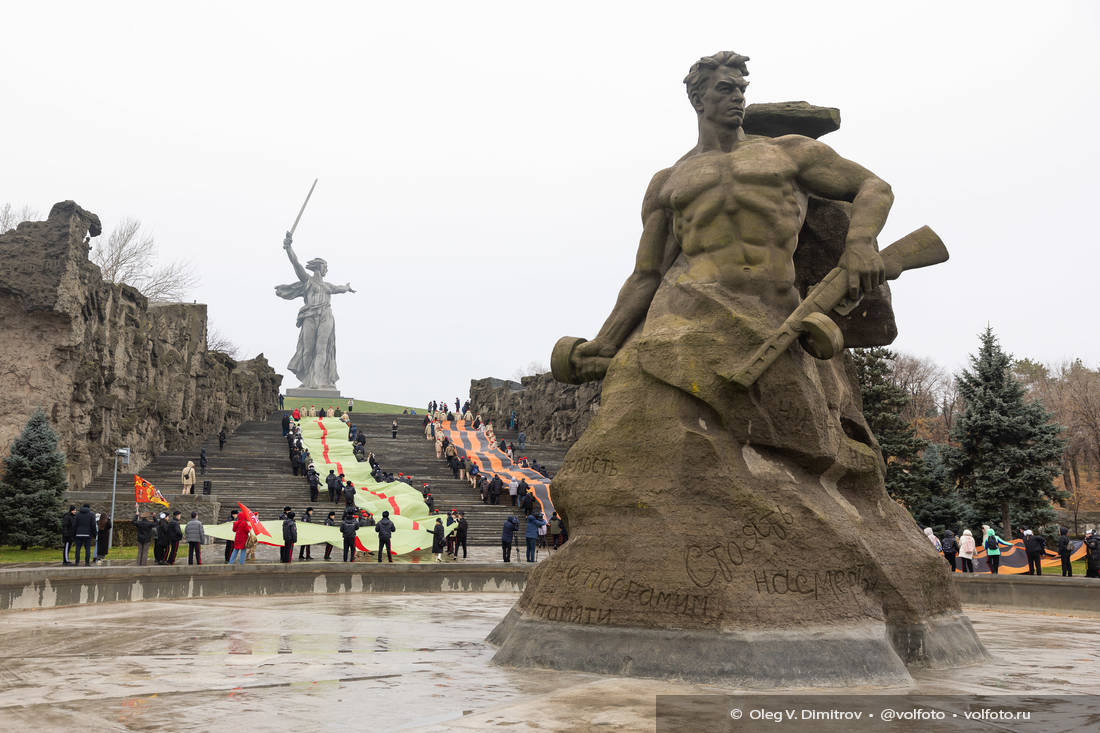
[
  {"xmin": 134, "ymin": 475, "xmax": 169, "ymax": 507},
  {"xmin": 237, "ymin": 502, "xmax": 272, "ymax": 537}
]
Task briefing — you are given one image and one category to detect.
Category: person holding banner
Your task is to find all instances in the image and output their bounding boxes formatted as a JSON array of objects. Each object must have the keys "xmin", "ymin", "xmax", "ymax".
[
  {"xmin": 229, "ymin": 512, "xmax": 251, "ymax": 565},
  {"xmin": 133, "ymin": 512, "xmax": 155, "ymax": 566}
]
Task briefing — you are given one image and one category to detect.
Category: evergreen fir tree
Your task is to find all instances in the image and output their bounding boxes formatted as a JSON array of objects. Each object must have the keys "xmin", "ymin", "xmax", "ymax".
[
  {"xmin": 0, "ymin": 409, "xmax": 68, "ymax": 549},
  {"xmin": 853, "ymin": 348, "xmax": 975, "ymax": 532},
  {"xmin": 947, "ymin": 327, "xmax": 1066, "ymax": 537},
  {"xmin": 853, "ymin": 347, "xmax": 930, "ymax": 506}
]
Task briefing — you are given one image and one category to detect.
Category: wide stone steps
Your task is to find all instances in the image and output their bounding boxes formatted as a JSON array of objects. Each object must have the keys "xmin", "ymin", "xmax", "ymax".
[{"xmin": 67, "ymin": 410, "xmax": 571, "ymax": 547}]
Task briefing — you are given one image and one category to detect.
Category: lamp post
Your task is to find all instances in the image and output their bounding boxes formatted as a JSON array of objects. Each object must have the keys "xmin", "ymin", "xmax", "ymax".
[{"xmin": 108, "ymin": 447, "xmax": 130, "ymax": 553}]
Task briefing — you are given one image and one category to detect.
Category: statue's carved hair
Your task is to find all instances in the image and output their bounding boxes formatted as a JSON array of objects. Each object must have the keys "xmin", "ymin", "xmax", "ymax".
[
  {"xmin": 683, "ymin": 51, "xmax": 750, "ymax": 103},
  {"xmin": 305, "ymin": 258, "xmax": 328, "ymax": 272}
]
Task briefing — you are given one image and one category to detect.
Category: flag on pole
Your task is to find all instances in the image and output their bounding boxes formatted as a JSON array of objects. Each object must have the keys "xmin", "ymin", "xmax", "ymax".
[
  {"xmin": 237, "ymin": 502, "xmax": 272, "ymax": 537},
  {"xmin": 134, "ymin": 475, "xmax": 169, "ymax": 507}
]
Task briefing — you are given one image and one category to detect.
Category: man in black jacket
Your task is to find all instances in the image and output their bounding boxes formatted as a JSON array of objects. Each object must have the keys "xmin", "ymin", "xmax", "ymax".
[
  {"xmin": 307, "ymin": 467, "xmax": 320, "ymax": 503},
  {"xmin": 340, "ymin": 512, "xmax": 359, "ymax": 562},
  {"xmin": 326, "ymin": 470, "xmax": 339, "ymax": 503},
  {"xmin": 1084, "ymin": 529, "xmax": 1099, "ymax": 578},
  {"xmin": 282, "ymin": 512, "xmax": 298, "ymax": 563},
  {"xmin": 1057, "ymin": 526, "xmax": 1073, "ymax": 577},
  {"xmin": 133, "ymin": 512, "xmax": 156, "ymax": 566},
  {"xmin": 167, "ymin": 511, "xmax": 184, "ymax": 565},
  {"xmin": 298, "ymin": 507, "xmax": 315, "ymax": 560},
  {"xmin": 224, "ymin": 509, "xmax": 239, "ymax": 562},
  {"xmin": 154, "ymin": 513, "xmax": 171, "ymax": 564},
  {"xmin": 72, "ymin": 504, "xmax": 97, "ymax": 566},
  {"xmin": 1023, "ymin": 530, "xmax": 1046, "ymax": 575},
  {"xmin": 281, "ymin": 412, "xmax": 291, "ymax": 436},
  {"xmin": 454, "ymin": 511, "xmax": 469, "ymax": 560},
  {"xmin": 343, "ymin": 481, "xmax": 357, "ymax": 510},
  {"xmin": 323, "ymin": 511, "xmax": 337, "ymax": 560},
  {"xmin": 375, "ymin": 510, "xmax": 396, "ymax": 563},
  {"xmin": 61, "ymin": 505, "xmax": 77, "ymax": 565}
]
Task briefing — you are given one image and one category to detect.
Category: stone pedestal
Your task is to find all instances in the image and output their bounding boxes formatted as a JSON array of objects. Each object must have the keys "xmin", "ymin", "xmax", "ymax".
[{"xmin": 286, "ymin": 387, "xmax": 344, "ymax": 401}]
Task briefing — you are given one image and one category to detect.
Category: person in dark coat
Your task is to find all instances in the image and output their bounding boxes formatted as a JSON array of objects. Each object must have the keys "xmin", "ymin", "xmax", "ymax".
[
  {"xmin": 61, "ymin": 505, "xmax": 77, "ymax": 565},
  {"xmin": 1083, "ymin": 529, "xmax": 1099, "ymax": 578},
  {"xmin": 94, "ymin": 513, "xmax": 112, "ymax": 563},
  {"xmin": 308, "ymin": 468, "xmax": 320, "ymax": 503},
  {"xmin": 343, "ymin": 481, "xmax": 357, "ymax": 509},
  {"xmin": 489, "ymin": 475, "xmax": 502, "ymax": 505},
  {"xmin": 224, "ymin": 509, "xmax": 239, "ymax": 563},
  {"xmin": 323, "ymin": 511, "xmax": 337, "ymax": 560},
  {"xmin": 431, "ymin": 518, "xmax": 446, "ymax": 562},
  {"xmin": 1023, "ymin": 530, "xmax": 1046, "ymax": 575},
  {"xmin": 391, "ymin": 419, "xmax": 398, "ymax": 439},
  {"xmin": 940, "ymin": 529, "xmax": 958, "ymax": 572},
  {"xmin": 133, "ymin": 512, "xmax": 155, "ymax": 566},
  {"xmin": 281, "ymin": 412, "xmax": 291, "ymax": 436},
  {"xmin": 501, "ymin": 516, "xmax": 519, "ymax": 563},
  {"xmin": 454, "ymin": 511, "xmax": 469, "ymax": 560},
  {"xmin": 1058, "ymin": 526, "xmax": 1073, "ymax": 577},
  {"xmin": 282, "ymin": 512, "xmax": 298, "ymax": 563},
  {"xmin": 72, "ymin": 504, "xmax": 97, "ymax": 566},
  {"xmin": 375, "ymin": 510, "xmax": 396, "ymax": 563},
  {"xmin": 199, "ymin": 447, "xmax": 208, "ymax": 476},
  {"xmin": 167, "ymin": 511, "xmax": 184, "ymax": 564},
  {"xmin": 218, "ymin": 427, "xmax": 227, "ymax": 451},
  {"xmin": 520, "ymin": 486, "xmax": 535, "ymax": 517},
  {"xmin": 298, "ymin": 507, "xmax": 315, "ymax": 560},
  {"xmin": 154, "ymin": 512, "xmax": 171, "ymax": 565},
  {"xmin": 525, "ymin": 512, "xmax": 547, "ymax": 562},
  {"xmin": 326, "ymin": 470, "xmax": 339, "ymax": 503},
  {"xmin": 340, "ymin": 512, "xmax": 359, "ymax": 562}
]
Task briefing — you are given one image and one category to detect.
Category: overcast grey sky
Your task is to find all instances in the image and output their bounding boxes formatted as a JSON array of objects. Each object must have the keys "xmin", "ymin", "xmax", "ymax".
[{"xmin": 4, "ymin": 1, "xmax": 1098, "ymax": 408}]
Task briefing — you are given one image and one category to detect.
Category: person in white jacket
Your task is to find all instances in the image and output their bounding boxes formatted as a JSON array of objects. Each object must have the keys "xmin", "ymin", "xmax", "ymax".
[{"xmin": 957, "ymin": 529, "xmax": 976, "ymax": 573}]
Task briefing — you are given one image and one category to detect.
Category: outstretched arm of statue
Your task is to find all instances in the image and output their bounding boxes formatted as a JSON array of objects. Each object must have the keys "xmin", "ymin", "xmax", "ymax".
[
  {"xmin": 283, "ymin": 231, "xmax": 309, "ymax": 282},
  {"xmin": 326, "ymin": 282, "xmax": 357, "ymax": 294},
  {"xmin": 571, "ymin": 171, "xmax": 673, "ymax": 380},
  {"xmin": 783, "ymin": 137, "xmax": 892, "ymax": 300}
]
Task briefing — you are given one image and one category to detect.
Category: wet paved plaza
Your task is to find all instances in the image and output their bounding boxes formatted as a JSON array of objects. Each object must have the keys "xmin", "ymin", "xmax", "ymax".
[{"xmin": 0, "ymin": 593, "xmax": 1097, "ymax": 731}]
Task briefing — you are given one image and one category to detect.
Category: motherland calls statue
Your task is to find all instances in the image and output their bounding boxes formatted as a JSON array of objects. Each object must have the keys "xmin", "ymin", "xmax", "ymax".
[
  {"xmin": 490, "ymin": 52, "xmax": 986, "ymax": 686},
  {"xmin": 275, "ymin": 231, "xmax": 355, "ymax": 391}
]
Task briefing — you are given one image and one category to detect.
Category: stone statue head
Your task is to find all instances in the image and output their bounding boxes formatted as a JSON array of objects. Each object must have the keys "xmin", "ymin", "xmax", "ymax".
[
  {"xmin": 305, "ymin": 257, "xmax": 328, "ymax": 276},
  {"xmin": 684, "ymin": 51, "xmax": 750, "ymax": 127}
]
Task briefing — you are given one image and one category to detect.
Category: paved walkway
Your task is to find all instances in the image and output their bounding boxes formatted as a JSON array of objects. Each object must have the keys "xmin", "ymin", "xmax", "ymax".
[{"xmin": 0, "ymin": 595, "xmax": 1097, "ymax": 731}]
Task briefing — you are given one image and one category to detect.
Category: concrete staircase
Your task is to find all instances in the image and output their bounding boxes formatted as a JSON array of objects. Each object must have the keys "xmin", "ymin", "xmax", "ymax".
[{"xmin": 69, "ymin": 412, "xmax": 571, "ymax": 547}]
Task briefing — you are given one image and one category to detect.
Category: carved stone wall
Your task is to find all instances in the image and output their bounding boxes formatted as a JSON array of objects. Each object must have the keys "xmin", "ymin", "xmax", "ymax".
[
  {"xmin": 469, "ymin": 374, "xmax": 601, "ymax": 443},
  {"xmin": 0, "ymin": 201, "xmax": 281, "ymax": 488}
]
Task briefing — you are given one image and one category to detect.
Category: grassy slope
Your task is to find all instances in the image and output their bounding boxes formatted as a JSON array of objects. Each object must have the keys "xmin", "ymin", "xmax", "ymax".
[{"xmin": 281, "ymin": 396, "xmax": 420, "ymax": 415}]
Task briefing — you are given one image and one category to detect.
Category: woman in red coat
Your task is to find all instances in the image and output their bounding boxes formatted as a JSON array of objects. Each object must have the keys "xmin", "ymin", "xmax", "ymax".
[
  {"xmin": 292, "ymin": 407, "xmax": 301, "ymax": 421},
  {"xmin": 230, "ymin": 513, "xmax": 252, "ymax": 565}
]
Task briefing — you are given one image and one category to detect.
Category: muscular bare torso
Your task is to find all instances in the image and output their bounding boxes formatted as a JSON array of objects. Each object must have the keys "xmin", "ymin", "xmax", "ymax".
[{"xmin": 660, "ymin": 138, "xmax": 808, "ymax": 300}]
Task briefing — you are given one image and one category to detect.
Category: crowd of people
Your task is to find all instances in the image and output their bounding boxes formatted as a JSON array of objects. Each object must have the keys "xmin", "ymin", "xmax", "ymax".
[
  {"xmin": 58, "ymin": 400, "xmax": 575, "ymax": 567},
  {"xmin": 423, "ymin": 403, "xmax": 568, "ymax": 563},
  {"xmin": 923, "ymin": 524, "xmax": 1099, "ymax": 577}
]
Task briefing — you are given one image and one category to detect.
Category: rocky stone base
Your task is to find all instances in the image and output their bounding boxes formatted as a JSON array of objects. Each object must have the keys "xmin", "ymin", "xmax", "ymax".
[{"xmin": 490, "ymin": 607, "xmax": 983, "ymax": 686}]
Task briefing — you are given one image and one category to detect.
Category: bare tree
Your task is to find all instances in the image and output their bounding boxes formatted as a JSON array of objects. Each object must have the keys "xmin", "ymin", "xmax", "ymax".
[
  {"xmin": 0, "ymin": 203, "xmax": 40, "ymax": 234},
  {"xmin": 512, "ymin": 361, "xmax": 549, "ymax": 382},
  {"xmin": 206, "ymin": 328, "xmax": 240, "ymax": 359},
  {"xmin": 90, "ymin": 217, "xmax": 198, "ymax": 302}
]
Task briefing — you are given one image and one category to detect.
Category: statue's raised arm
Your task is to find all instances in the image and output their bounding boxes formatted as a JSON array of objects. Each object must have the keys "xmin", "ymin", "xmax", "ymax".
[{"xmin": 283, "ymin": 232, "xmax": 309, "ymax": 282}]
